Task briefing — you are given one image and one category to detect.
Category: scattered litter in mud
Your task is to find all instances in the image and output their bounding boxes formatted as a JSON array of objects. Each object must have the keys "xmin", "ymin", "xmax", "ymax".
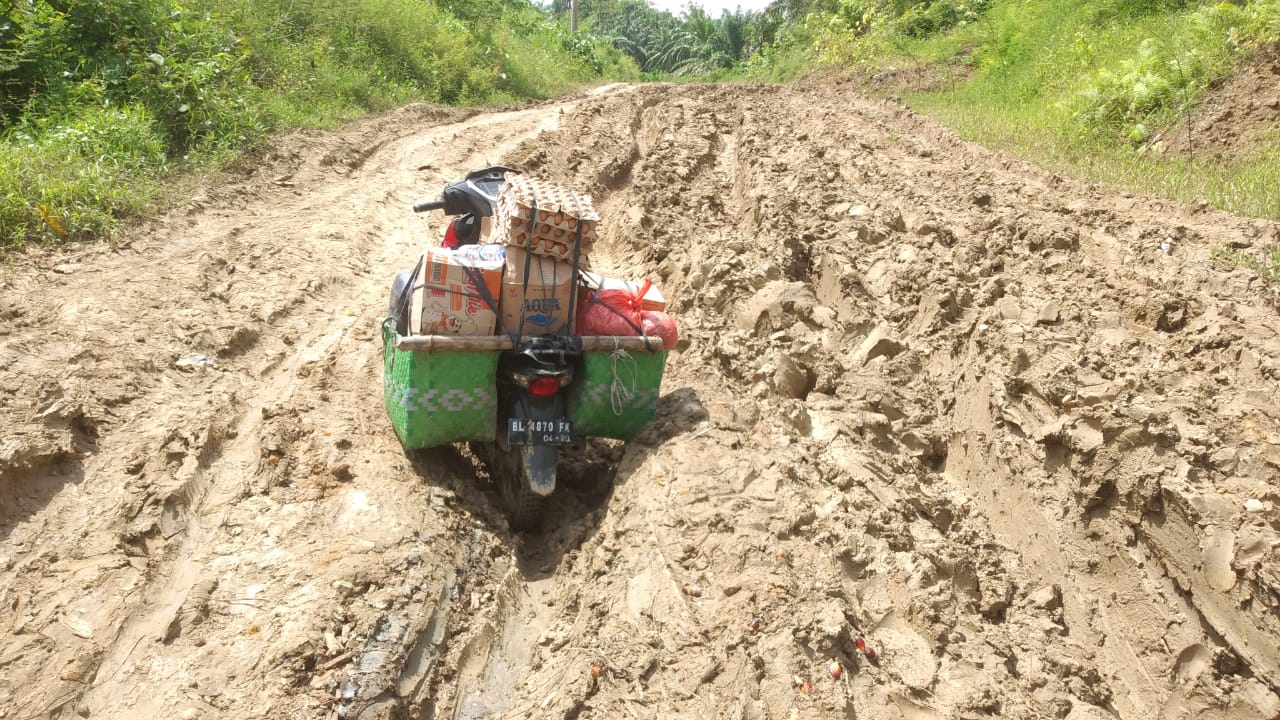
[{"xmin": 2, "ymin": 83, "xmax": 1278, "ymax": 720}]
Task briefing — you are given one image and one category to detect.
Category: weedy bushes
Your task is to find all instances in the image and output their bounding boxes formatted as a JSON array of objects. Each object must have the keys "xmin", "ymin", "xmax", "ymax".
[
  {"xmin": 895, "ymin": 0, "xmax": 994, "ymax": 38},
  {"xmin": 1075, "ymin": 0, "xmax": 1280, "ymax": 145},
  {"xmin": 0, "ymin": 104, "xmax": 165, "ymax": 243},
  {"xmin": 0, "ymin": 0, "xmax": 632, "ymax": 250}
]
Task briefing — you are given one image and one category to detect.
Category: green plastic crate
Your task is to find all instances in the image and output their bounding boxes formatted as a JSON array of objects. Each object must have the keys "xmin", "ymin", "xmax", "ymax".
[
  {"xmin": 382, "ymin": 320, "xmax": 499, "ymax": 449},
  {"xmin": 571, "ymin": 349, "xmax": 667, "ymax": 440}
]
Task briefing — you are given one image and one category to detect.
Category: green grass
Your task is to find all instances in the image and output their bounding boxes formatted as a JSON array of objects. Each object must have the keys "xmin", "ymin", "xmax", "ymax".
[
  {"xmin": 1216, "ymin": 241, "xmax": 1280, "ymax": 288},
  {"xmin": 1244, "ymin": 242, "xmax": 1280, "ymax": 284},
  {"xmin": 907, "ymin": 0, "xmax": 1274, "ymax": 136},
  {"xmin": 896, "ymin": 0, "xmax": 1280, "ymax": 224},
  {"xmin": 0, "ymin": 105, "xmax": 166, "ymax": 244},
  {"xmin": 0, "ymin": 0, "xmax": 636, "ymax": 251}
]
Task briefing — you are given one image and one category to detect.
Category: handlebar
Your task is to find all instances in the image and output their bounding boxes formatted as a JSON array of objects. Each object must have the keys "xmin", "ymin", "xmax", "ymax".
[{"xmin": 412, "ymin": 166, "xmax": 522, "ymax": 217}]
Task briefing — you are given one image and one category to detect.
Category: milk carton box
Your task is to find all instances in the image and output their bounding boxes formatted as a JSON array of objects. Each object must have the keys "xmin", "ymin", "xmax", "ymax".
[{"xmin": 409, "ymin": 244, "xmax": 504, "ymax": 336}]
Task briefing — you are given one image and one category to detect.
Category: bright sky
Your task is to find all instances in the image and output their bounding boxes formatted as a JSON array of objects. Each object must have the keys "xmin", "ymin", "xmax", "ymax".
[{"xmin": 645, "ymin": 0, "xmax": 773, "ymax": 16}]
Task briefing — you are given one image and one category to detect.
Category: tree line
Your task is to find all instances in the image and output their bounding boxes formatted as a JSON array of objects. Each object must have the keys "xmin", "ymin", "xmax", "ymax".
[{"xmin": 548, "ymin": 0, "xmax": 791, "ymax": 75}]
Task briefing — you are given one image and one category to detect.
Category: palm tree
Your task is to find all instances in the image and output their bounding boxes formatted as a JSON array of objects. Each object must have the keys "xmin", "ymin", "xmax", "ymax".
[{"xmin": 587, "ymin": 0, "xmax": 768, "ymax": 75}]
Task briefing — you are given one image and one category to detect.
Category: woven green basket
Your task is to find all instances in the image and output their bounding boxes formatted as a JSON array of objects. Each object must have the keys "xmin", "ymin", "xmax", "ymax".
[
  {"xmin": 570, "ymin": 350, "xmax": 667, "ymax": 440},
  {"xmin": 382, "ymin": 320, "xmax": 499, "ymax": 449}
]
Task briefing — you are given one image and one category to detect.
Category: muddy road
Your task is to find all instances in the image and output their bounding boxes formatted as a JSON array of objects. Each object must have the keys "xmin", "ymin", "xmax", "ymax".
[{"xmin": 2, "ymin": 83, "xmax": 1279, "ymax": 720}]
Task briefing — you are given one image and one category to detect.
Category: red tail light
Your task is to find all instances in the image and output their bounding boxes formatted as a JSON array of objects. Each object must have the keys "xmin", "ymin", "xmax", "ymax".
[{"xmin": 529, "ymin": 377, "xmax": 561, "ymax": 397}]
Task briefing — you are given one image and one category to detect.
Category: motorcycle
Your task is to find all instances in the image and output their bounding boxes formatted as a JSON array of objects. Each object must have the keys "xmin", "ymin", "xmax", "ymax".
[{"xmin": 386, "ymin": 167, "xmax": 659, "ymax": 530}]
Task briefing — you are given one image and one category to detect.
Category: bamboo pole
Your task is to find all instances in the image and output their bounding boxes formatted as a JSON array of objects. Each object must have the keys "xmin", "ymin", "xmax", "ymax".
[{"xmin": 394, "ymin": 335, "xmax": 666, "ymax": 353}]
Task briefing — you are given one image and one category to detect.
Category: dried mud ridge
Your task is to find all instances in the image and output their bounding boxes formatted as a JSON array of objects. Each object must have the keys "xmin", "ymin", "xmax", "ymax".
[{"xmin": 2, "ymin": 83, "xmax": 1280, "ymax": 720}]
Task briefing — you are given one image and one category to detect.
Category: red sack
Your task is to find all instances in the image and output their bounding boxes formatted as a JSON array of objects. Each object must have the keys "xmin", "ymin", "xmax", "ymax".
[
  {"xmin": 577, "ymin": 280, "xmax": 649, "ymax": 336},
  {"xmin": 642, "ymin": 310, "xmax": 678, "ymax": 350}
]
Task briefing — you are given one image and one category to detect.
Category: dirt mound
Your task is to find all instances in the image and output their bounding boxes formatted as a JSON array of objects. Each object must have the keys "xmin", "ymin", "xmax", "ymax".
[
  {"xmin": 1159, "ymin": 43, "xmax": 1280, "ymax": 158},
  {"xmin": 2, "ymin": 83, "xmax": 1279, "ymax": 720},
  {"xmin": 859, "ymin": 49, "xmax": 975, "ymax": 95}
]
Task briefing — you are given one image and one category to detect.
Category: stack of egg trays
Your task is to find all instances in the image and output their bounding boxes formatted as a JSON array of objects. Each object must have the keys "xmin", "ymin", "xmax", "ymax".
[{"xmin": 494, "ymin": 175, "xmax": 600, "ymax": 261}]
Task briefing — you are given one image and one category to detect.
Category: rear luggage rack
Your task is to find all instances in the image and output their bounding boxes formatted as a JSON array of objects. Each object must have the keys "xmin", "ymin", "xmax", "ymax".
[{"xmin": 395, "ymin": 334, "xmax": 666, "ymax": 353}]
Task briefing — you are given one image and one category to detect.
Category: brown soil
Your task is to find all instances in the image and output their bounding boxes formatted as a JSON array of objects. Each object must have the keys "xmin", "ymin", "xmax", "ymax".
[
  {"xmin": 2, "ymin": 83, "xmax": 1280, "ymax": 720},
  {"xmin": 1159, "ymin": 44, "xmax": 1280, "ymax": 159},
  {"xmin": 859, "ymin": 49, "xmax": 975, "ymax": 96}
]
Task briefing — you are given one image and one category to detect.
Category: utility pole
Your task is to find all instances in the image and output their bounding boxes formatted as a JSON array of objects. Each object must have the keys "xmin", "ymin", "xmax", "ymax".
[{"xmin": 571, "ymin": 0, "xmax": 578, "ymax": 32}]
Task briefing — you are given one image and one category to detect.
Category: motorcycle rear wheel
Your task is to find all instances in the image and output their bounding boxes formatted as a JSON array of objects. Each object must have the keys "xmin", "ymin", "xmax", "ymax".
[{"xmin": 486, "ymin": 443, "xmax": 547, "ymax": 531}]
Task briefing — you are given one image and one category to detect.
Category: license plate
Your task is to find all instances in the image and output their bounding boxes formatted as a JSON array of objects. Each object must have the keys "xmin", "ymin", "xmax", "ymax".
[{"xmin": 507, "ymin": 418, "xmax": 574, "ymax": 446}]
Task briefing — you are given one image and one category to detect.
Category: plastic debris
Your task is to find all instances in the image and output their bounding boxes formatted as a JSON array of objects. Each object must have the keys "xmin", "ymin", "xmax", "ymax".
[
  {"xmin": 590, "ymin": 663, "xmax": 603, "ymax": 679},
  {"xmin": 60, "ymin": 614, "xmax": 93, "ymax": 639},
  {"xmin": 748, "ymin": 617, "xmax": 762, "ymax": 632},
  {"xmin": 683, "ymin": 584, "xmax": 703, "ymax": 598},
  {"xmin": 800, "ymin": 678, "xmax": 812, "ymax": 695},
  {"xmin": 854, "ymin": 635, "xmax": 876, "ymax": 661},
  {"xmin": 175, "ymin": 355, "xmax": 214, "ymax": 370},
  {"xmin": 828, "ymin": 660, "xmax": 843, "ymax": 680}
]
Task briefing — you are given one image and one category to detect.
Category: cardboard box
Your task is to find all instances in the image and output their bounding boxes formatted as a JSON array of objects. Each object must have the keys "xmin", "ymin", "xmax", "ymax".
[
  {"xmin": 410, "ymin": 245, "xmax": 504, "ymax": 336},
  {"xmin": 501, "ymin": 246, "xmax": 575, "ymax": 335},
  {"xmin": 580, "ymin": 272, "xmax": 666, "ymax": 312}
]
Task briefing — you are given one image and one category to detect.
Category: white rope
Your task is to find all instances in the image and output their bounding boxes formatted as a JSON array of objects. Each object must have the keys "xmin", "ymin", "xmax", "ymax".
[{"xmin": 609, "ymin": 347, "xmax": 637, "ymax": 415}]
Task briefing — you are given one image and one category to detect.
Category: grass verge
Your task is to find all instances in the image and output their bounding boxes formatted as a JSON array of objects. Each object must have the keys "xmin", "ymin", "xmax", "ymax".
[{"xmin": 0, "ymin": 0, "xmax": 635, "ymax": 252}]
